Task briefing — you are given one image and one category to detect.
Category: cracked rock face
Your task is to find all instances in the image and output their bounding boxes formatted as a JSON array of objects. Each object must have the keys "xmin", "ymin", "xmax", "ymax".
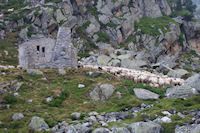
[
  {"xmin": 29, "ymin": 116, "xmax": 49, "ymax": 131},
  {"xmin": 166, "ymin": 74, "xmax": 200, "ymax": 98},
  {"xmin": 134, "ymin": 88, "xmax": 160, "ymax": 100},
  {"xmin": 89, "ymin": 84, "xmax": 115, "ymax": 102},
  {"xmin": 129, "ymin": 122, "xmax": 161, "ymax": 133}
]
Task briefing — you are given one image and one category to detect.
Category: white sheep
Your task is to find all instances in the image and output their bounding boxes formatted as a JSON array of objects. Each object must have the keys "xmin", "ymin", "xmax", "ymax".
[
  {"xmin": 8, "ymin": 8, "xmax": 14, "ymax": 12},
  {"xmin": 81, "ymin": 64, "xmax": 184, "ymax": 87},
  {"xmin": 0, "ymin": 14, "xmax": 3, "ymax": 18}
]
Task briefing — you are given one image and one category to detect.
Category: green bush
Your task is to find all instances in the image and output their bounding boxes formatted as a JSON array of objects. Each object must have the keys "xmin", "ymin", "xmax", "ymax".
[
  {"xmin": 0, "ymin": 0, "xmax": 26, "ymax": 10},
  {"xmin": 135, "ymin": 16, "xmax": 177, "ymax": 36},
  {"xmin": 161, "ymin": 123, "xmax": 176, "ymax": 133},
  {"xmin": 3, "ymin": 95, "xmax": 17, "ymax": 104},
  {"xmin": 124, "ymin": 80, "xmax": 166, "ymax": 98},
  {"xmin": 78, "ymin": 52, "xmax": 90, "ymax": 58},
  {"xmin": 9, "ymin": 121, "xmax": 21, "ymax": 129},
  {"xmin": 45, "ymin": 0, "xmax": 62, "ymax": 3},
  {"xmin": 47, "ymin": 89, "xmax": 69, "ymax": 107},
  {"xmin": 96, "ymin": 31, "xmax": 110, "ymax": 43},
  {"xmin": 86, "ymin": 6, "xmax": 99, "ymax": 22},
  {"xmin": 27, "ymin": 26, "xmax": 37, "ymax": 37},
  {"xmin": 0, "ymin": 24, "xmax": 5, "ymax": 30}
]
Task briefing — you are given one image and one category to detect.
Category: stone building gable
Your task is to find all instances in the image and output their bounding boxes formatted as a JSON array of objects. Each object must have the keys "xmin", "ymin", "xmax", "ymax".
[
  {"xmin": 18, "ymin": 27, "xmax": 78, "ymax": 69},
  {"xmin": 51, "ymin": 26, "xmax": 78, "ymax": 68}
]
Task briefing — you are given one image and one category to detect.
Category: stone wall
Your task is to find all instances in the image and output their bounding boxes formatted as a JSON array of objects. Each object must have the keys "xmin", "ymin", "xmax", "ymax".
[
  {"xmin": 18, "ymin": 37, "xmax": 56, "ymax": 68},
  {"xmin": 18, "ymin": 27, "xmax": 78, "ymax": 69}
]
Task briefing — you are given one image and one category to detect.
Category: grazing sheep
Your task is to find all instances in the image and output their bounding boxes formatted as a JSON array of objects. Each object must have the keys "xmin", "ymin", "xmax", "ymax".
[
  {"xmin": 0, "ymin": 14, "xmax": 3, "ymax": 18},
  {"xmin": 158, "ymin": 78, "xmax": 167, "ymax": 87},
  {"xmin": 82, "ymin": 64, "xmax": 184, "ymax": 87},
  {"xmin": 8, "ymin": 8, "xmax": 14, "ymax": 12}
]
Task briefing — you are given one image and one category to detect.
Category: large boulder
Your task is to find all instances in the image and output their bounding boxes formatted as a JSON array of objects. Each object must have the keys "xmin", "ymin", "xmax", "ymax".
[
  {"xmin": 86, "ymin": 22, "xmax": 100, "ymax": 36},
  {"xmin": 183, "ymin": 21, "xmax": 200, "ymax": 53},
  {"xmin": 28, "ymin": 116, "xmax": 49, "ymax": 131},
  {"xmin": 55, "ymin": 9, "xmax": 66, "ymax": 23},
  {"xmin": 12, "ymin": 113, "xmax": 24, "ymax": 120},
  {"xmin": 97, "ymin": 55, "xmax": 112, "ymax": 66},
  {"xmin": 108, "ymin": 59, "xmax": 121, "ymax": 67},
  {"xmin": 157, "ymin": 0, "xmax": 172, "ymax": 15},
  {"xmin": 92, "ymin": 128, "xmax": 111, "ymax": 133},
  {"xmin": 166, "ymin": 85, "xmax": 199, "ymax": 98},
  {"xmin": 175, "ymin": 124, "xmax": 200, "ymax": 133},
  {"xmin": 166, "ymin": 74, "xmax": 200, "ymax": 98},
  {"xmin": 167, "ymin": 69, "xmax": 189, "ymax": 78},
  {"xmin": 112, "ymin": 127, "xmax": 130, "ymax": 133},
  {"xmin": 96, "ymin": 0, "xmax": 113, "ymax": 16},
  {"xmin": 139, "ymin": 0, "xmax": 163, "ymax": 18},
  {"xmin": 129, "ymin": 122, "xmax": 161, "ymax": 133},
  {"xmin": 98, "ymin": 14, "xmax": 110, "ymax": 24},
  {"xmin": 89, "ymin": 84, "xmax": 116, "ymax": 102},
  {"xmin": 134, "ymin": 88, "xmax": 160, "ymax": 100},
  {"xmin": 74, "ymin": 123, "xmax": 91, "ymax": 133},
  {"xmin": 26, "ymin": 69, "xmax": 43, "ymax": 75},
  {"xmin": 52, "ymin": 122, "xmax": 78, "ymax": 133},
  {"xmin": 185, "ymin": 74, "xmax": 200, "ymax": 92},
  {"xmin": 0, "ymin": 30, "xmax": 5, "ymax": 40},
  {"xmin": 121, "ymin": 59, "xmax": 147, "ymax": 69},
  {"xmin": 71, "ymin": 112, "xmax": 81, "ymax": 120},
  {"xmin": 19, "ymin": 28, "xmax": 28, "ymax": 41}
]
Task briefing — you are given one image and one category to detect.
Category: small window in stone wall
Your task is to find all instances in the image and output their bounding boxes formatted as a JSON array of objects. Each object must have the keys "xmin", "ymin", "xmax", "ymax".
[
  {"xmin": 37, "ymin": 46, "xmax": 40, "ymax": 51},
  {"xmin": 36, "ymin": 46, "xmax": 40, "ymax": 54},
  {"xmin": 42, "ymin": 47, "xmax": 45, "ymax": 57}
]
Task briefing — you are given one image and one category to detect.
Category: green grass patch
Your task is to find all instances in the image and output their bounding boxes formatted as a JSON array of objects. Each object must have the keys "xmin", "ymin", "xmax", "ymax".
[
  {"xmin": 3, "ymin": 94, "xmax": 18, "ymax": 104},
  {"xmin": 135, "ymin": 16, "xmax": 178, "ymax": 36},
  {"xmin": 45, "ymin": 0, "xmax": 62, "ymax": 3},
  {"xmin": 0, "ymin": 68, "xmax": 199, "ymax": 132},
  {"xmin": 96, "ymin": 31, "xmax": 110, "ymax": 43},
  {"xmin": 0, "ymin": 40, "xmax": 18, "ymax": 66}
]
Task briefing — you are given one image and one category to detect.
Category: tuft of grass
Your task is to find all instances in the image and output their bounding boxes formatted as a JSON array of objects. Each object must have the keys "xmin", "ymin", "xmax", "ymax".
[
  {"xmin": 0, "ymin": 68, "xmax": 200, "ymax": 132},
  {"xmin": 47, "ymin": 89, "xmax": 69, "ymax": 107},
  {"xmin": 135, "ymin": 16, "xmax": 178, "ymax": 36},
  {"xmin": 78, "ymin": 52, "xmax": 90, "ymax": 58},
  {"xmin": 3, "ymin": 94, "xmax": 18, "ymax": 104},
  {"xmin": 96, "ymin": 31, "xmax": 110, "ymax": 43},
  {"xmin": 123, "ymin": 80, "xmax": 167, "ymax": 98},
  {"xmin": 86, "ymin": 6, "xmax": 100, "ymax": 22},
  {"xmin": 45, "ymin": 0, "xmax": 62, "ymax": 3},
  {"xmin": 0, "ymin": 40, "xmax": 18, "ymax": 66}
]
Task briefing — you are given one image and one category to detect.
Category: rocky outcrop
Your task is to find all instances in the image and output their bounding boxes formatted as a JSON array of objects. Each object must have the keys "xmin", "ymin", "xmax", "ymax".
[
  {"xmin": 128, "ymin": 122, "xmax": 161, "ymax": 133},
  {"xmin": 92, "ymin": 128, "xmax": 111, "ymax": 133},
  {"xmin": 0, "ymin": 30, "xmax": 5, "ymax": 39},
  {"xmin": 166, "ymin": 74, "xmax": 200, "ymax": 98},
  {"xmin": 175, "ymin": 124, "xmax": 200, "ymax": 133},
  {"xmin": 12, "ymin": 113, "xmax": 24, "ymax": 120},
  {"xmin": 184, "ymin": 21, "xmax": 200, "ymax": 53},
  {"xmin": 134, "ymin": 88, "xmax": 160, "ymax": 100},
  {"xmin": 29, "ymin": 116, "xmax": 49, "ymax": 131},
  {"xmin": 89, "ymin": 84, "xmax": 115, "ymax": 102}
]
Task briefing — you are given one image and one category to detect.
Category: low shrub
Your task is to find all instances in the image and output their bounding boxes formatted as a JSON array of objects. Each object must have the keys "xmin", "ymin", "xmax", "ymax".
[
  {"xmin": 47, "ymin": 89, "xmax": 69, "ymax": 107},
  {"xmin": 96, "ymin": 31, "xmax": 110, "ymax": 43},
  {"xmin": 3, "ymin": 94, "xmax": 17, "ymax": 104}
]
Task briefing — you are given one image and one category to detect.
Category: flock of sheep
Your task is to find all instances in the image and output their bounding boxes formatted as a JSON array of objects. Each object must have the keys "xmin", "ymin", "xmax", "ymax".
[
  {"xmin": 82, "ymin": 65, "xmax": 185, "ymax": 88},
  {"xmin": 0, "ymin": 8, "xmax": 14, "ymax": 18}
]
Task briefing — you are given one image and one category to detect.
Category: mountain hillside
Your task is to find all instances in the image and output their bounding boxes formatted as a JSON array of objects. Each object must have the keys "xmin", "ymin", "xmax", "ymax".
[{"xmin": 0, "ymin": 0, "xmax": 200, "ymax": 132}]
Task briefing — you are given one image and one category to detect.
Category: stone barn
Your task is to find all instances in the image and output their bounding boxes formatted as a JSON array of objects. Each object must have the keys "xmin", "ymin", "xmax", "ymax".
[{"xmin": 18, "ymin": 27, "xmax": 78, "ymax": 69}]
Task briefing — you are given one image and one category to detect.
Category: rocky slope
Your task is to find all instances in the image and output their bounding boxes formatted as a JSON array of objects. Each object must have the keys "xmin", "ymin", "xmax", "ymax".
[
  {"xmin": 0, "ymin": 68, "xmax": 200, "ymax": 132},
  {"xmin": 0, "ymin": 0, "xmax": 200, "ymax": 73},
  {"xmin": 0, "ymin": 0, "xmax": 200, "ymax": 132}
]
